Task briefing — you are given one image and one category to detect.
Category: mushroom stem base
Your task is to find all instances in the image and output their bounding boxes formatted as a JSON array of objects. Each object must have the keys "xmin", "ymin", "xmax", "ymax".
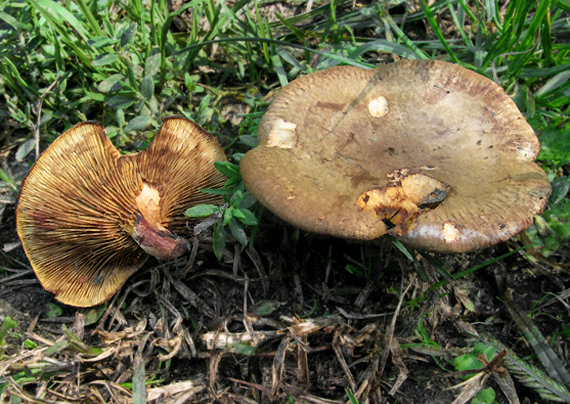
[{"xmin": 131, "ymin": 215, "xmax": 189, "ymax": 260}]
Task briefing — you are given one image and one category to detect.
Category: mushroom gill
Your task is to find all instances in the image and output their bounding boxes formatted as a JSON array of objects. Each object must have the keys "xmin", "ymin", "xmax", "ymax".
[{"xmin": 16, "ymin": 117, "xmax": 227, "ymax": 307}]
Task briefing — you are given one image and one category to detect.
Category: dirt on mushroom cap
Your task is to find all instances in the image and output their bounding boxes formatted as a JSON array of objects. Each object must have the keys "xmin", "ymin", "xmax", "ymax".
[
  {"xmin": 241, "ymin": 60, "xmax": 552, "ymax": 253},
  {"xmin": 16, "ymin": 117, "xmax": 227, "ymax": 307}
]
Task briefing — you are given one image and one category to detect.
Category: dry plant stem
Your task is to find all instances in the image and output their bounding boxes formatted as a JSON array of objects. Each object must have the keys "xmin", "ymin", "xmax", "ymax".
[
  {"xmin": 336, "ymin": 306, "xmax": 393, "ymax": 320},
  {"xmin": 0, "ymin": 269, "xmax": 34, "ymax": 285},
  {"xmin": 229, "ymin": 377, "xmax": 272, "ymax": 397},
  {"xmin": 242, "ymin": 276, "xmax": 258, "ymax": 346},
  {"xmin": 208, "ymin": 349, "xmax": 224, "ymax": 390},
  {"xmin": 233, "ymin": 242, "xmax": 242, "ymax": 276},
  {"xmin": 378, "ymin": 274, "xmax": 414, "ymax": 379},
  {"xmin": 109, "ymin": 291, "xmax": 130, "ymax": 330},
  {"xmin": 34, "ymin": 77, "xmax": 60, "ymax": 161},
  {"xmin": 146, "ymin": 380, "xmax": 206, "ymax": 402},
  {"xmin": 448, "ymin": 372, "xmax": 491, "ymax": 404},
  {"xmin": 6, "ymin": 377, "xmax": 52, "ymax": 404},
  {"xmin": 164, "ymin": 269, "xmax": 216, "ymax": 318},
  {"xmin": 27, "ymin": 314, "xmax": 39, "ymax": 334},
  {"xmin": 388, "ymin": 335, "xmax": 409, "ymax": 396},
  {"xmin": 332, "ymin": 335, "xmax": 356, "ymax": 391},
  {"xmin": 297, "ymin": 333, "xmax": 310, "ymax": 385},
  {"xmin": 246, "ymin": 248, "xmax": 269, "ymax": 293},
  {"xmin": 73, "ymin": 311, "xmax": 86, "ymax": 341},
  {"xmin": 272, "ymin": 335, "xmax": 290, "ymax": 398},
  {"xmin": 491, "ymin": 49, "xmax": 537, "ymax": 84},
  {"xmin": 176, "ymin": 237, "xmax": 200, "ymax": 278}
]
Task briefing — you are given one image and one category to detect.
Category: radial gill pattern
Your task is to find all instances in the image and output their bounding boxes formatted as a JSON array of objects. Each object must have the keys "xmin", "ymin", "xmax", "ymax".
[{"xmin": 17, "ymin": 117, "xmax": 227, "ymax": 307}]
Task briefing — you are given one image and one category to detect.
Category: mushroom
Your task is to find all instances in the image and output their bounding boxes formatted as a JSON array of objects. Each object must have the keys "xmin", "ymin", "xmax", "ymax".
[
  {"xmin": 16, "ymin": 117, "xmax": 227, "ymax": 307},
  {"xmin": 240, "ymin": 60, "xmax": 552, "ymax": 253}
]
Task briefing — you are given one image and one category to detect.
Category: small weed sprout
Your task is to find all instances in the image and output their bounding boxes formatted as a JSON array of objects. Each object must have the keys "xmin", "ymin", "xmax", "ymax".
[
  {"xmin": 185, "ymin": 161, "xmax": 258, "ymax": 260},
  {"xmin": 454, "ymin": 343, "xmax": 495, "ymax": 379},
  {"xmin": 453, "ymin": 343, "xmax": 498, "ymax": 404},
  {"xmin": 0, "ymin": 316, "xmax": 18, "ymax": 360}
]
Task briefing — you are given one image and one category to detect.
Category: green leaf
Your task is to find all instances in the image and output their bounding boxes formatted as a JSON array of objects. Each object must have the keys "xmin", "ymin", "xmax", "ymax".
[
  {"xmin": 116, "ymin": 108, "xmax": 125, "ymax": 127},
  {"xmin": 132, "ymin": 334, "xmax": 148, "ymax": 404},
  {"xmin": 184, "ymin": 72, "xmax": 197, "ymax": 92},
  {"xmin": 120, "ymin": 23, "xmax": 138, "ymax": 47},
  {"xmin": 538, "ymin": 124, "xmax": 570, "ymax": 164},
  {"xmin": 473, "ymin": 387, "xmax": 495, "ymax": 404},
  {"xmin": 98, "ymin": 74, "xmax": 126, "ymax": 93},
  {"xmin": 92, "ymin": 53, "xmax": 119, "ymax": 67},
  {"xmin": 23, "ymin": 340, "xmax": 38, "ymax": 349},
  {"xmin": 185, "ymin": 204, "xmax": 219, "ymax": 217},
  {"xmin": 126, "ymin": 66, "xmax": 138, "ymax": 90},
  {"xmin": 233, "ymin": 208, "xmax": 257, "ymax": 226},
  {"xmin": 238, "ymin": 192, "xmax": 257, "ymax": 210},
  {"xmin": 124, "ymin": 115, "xmax": 151, "ymax": 132},
  {"xmin": 140, "ymin": 75, "xmax": 154, "ymax": 100},
  {"xmin": 551, "ymin": 176, "xmax": 570, "ymax": 205},
  {"xmin": 213, "ymin": 223, "xmax": 226, "ymax": 261},
  {"xmin": 454, "ymin": 352, "xmax": 483, "ymax": 378},
  {"xmin": 85, "ymin": 91, "xmax": 105, "ymax": 102},
  {"xmin": 233, "ymin": 343, "xmax": 257, "ymax": 356},
  {"xmin": 35, "ymin": 0, "xmax": 90, "ymax": 40},
  {"xmin": 84, "ymin": 304, "xmax": 107, "ymax": 326},
  {"xmin": 239, "ymin": 134, "xmax": 258, "ymax": 147},
  {"xmin": 390, "ymin": 238, "xmax": 414, "ymax": 262},
  {"xmin": 145, "ymin": 47, "xmax": 161, "ymax": 76},
  {"xmin": 15, "ymin": 138, "xmax": 35, "ymax": 161},
  {"xmin": 214, "ymin": 161, "xmax": 240, "ymax": 178},
  {"xmin": 472, "ymin": 343, "xmax": 494, "ymax": 362},
  {"xmin": 228, "ymin": 218, "xmax": 248, "ymax": 245},
  {"xmin": 0, "ymin": 11, "xmax": 32, "ymax": 30},
  {"xmin": 229, "ymin": 190, "xmax": 243, "ymax": 208},
  {"xmin": 252, "ymin": 300, "xmax": 284, "ymax": 316},
  {"xmin": 0, "ymin": 316, "xmax": 18, "ymax": 345},
  {"xmin": 88, "ymin": 36, "xmax": 119, "ymax": 48},
  {"xmin": 106, "ymin": 94, "xmax": 137, "ymax": 109},
  {"xmin": 223, "ymin": 207, "xmax": 233, "ymax": 226},
  {"xmin": 46, "ymin": 303, "xmax": 63, "ymax": 318}
]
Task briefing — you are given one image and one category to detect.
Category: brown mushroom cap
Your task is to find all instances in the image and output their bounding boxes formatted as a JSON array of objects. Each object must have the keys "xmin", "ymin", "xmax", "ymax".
[
  {"xmin": 16, "ymin": 117, "xmax": 227, "ymax": 307},
  {"xmin": 240, "ymin": 60, "xmax": 552, "ymax": 253}
]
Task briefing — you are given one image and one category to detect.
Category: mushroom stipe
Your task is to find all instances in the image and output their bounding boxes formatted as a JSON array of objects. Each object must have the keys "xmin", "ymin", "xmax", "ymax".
[
  {"xmin": 241, "ymin": 60, "xmax": 552, "ymax": 253},
  {"xmin": 17, "ymin": 117, "xmax": 227, "ymax": 307}
]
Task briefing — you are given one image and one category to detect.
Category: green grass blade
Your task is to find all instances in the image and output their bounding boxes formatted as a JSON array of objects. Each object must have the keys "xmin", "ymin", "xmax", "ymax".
[
  {"xmin": 383, "ymin": 15, "xmax": 430, "ymax": 59},
  {"xmin": 419, "ymin": 0, "xmax": 459, "ymax": 62},
  {"xmin": 446, "ymin": 0, "xmax": 472, "ymax": 48},
  {"xmin": 174, "ymin": 37, "xmax": 374, "ymax": 69},
  {"xmin": 429, "ymin": 247, "xmax": 527, "ymax": 291},
  {"xmin": 74, "ymin": 0, "xmax": 105, "ymax": 37},
  {"xmin": 541, "ymin": 5, "xmax": 555, "ymax": 66}
]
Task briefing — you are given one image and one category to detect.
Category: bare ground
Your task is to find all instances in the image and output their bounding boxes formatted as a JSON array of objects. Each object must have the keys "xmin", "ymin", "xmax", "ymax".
[{"xmin": 1, "ymin": 188, "xmax": 569, "ymax": 403}]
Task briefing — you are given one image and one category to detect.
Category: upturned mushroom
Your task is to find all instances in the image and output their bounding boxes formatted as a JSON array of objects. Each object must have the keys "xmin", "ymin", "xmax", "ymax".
[
  {"xmin": 17, "ymin": 117, "xmax": 227, "ymax": 307},
  {"xmin": 241, "ymin": 60, "xmax": 552, "ymax": 253}
]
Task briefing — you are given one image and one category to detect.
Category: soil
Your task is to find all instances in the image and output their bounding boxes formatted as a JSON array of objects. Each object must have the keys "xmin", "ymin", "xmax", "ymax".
[{"xmin": 1, "ymin": 185, "xmax": 569, "ymax": 403}]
